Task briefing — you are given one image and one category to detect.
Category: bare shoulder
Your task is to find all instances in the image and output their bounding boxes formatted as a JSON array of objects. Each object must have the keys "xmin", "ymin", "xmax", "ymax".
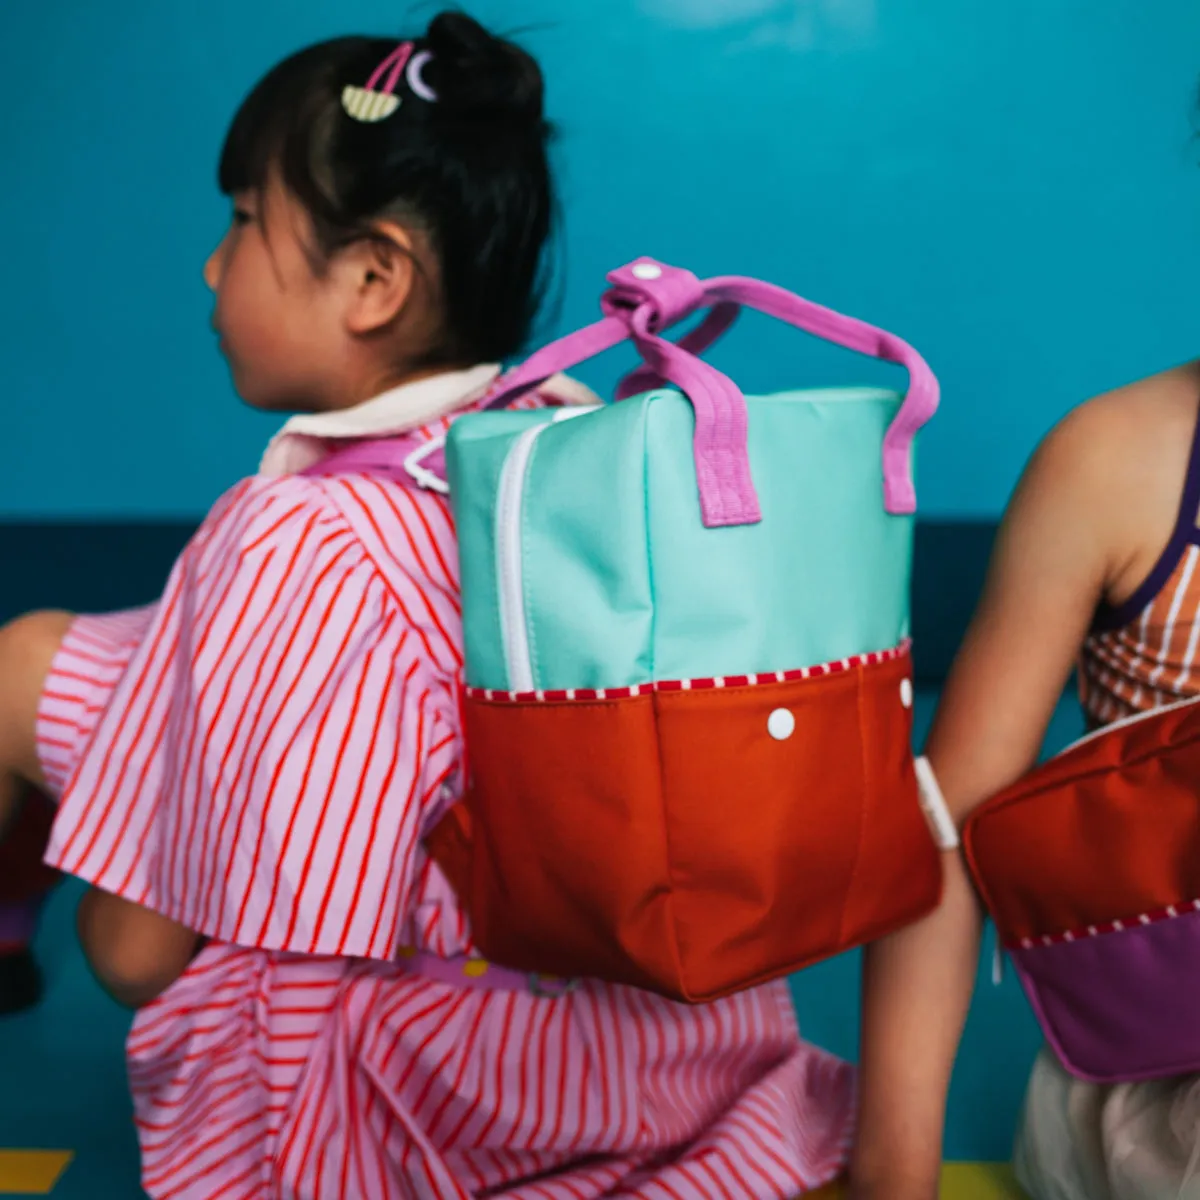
[
  {"xmin": 1030, "ymin": 361, "xmax": 1200, "ymax": 603},
  {"xmin": 1056, "ymin": 357, "xmax": 1200, "ymax": 465}
]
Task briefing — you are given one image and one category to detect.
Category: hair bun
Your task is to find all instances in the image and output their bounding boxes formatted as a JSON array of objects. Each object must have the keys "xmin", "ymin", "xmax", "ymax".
[{"xmin": 423, "ymin": 11, "xmax": 544, "ymax": 125}]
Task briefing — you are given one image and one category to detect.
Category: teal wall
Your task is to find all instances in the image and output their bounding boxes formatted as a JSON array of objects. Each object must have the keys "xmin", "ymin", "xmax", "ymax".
[{"xmin": 2, "ymin": 0, "xmax": 1200, "ymax": 517}]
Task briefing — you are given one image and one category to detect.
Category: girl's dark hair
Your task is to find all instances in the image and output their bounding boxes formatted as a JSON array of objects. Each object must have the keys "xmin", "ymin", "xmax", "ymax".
[{"xmin": 219, "ymin": 11, "xmax": 553, "ymax": 365}]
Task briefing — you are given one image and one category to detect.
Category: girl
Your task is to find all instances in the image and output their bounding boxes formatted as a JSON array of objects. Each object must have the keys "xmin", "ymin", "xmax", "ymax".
[
  {"xmin": 847, "ymin": 357, "xmax": 1200, "ymax": 1199},
  {"xmin": 0, "ymin": 13, "xmax": 855, "ymax": 1198}
]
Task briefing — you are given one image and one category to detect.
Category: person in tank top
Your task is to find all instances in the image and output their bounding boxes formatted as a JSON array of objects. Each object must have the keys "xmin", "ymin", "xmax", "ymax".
[{"xmin": 848, "ymin": 361, "xmax": 1200, "ymax": 1200}]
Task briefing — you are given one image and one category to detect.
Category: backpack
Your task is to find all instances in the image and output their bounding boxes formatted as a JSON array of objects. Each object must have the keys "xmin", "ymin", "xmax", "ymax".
[
  {"xmin": 964, "ymin": 696, "xmax": 1200, "ymax": 1082},
  {"xmin": 324, "ymin": 258, "xmax": 947, "ymax": 1002}
]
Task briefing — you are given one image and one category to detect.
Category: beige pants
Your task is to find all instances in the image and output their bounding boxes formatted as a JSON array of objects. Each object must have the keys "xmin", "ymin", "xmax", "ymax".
[{"xmin": 1015, "ymin": 1049, "xmax": 1200, "ymax": 1200}]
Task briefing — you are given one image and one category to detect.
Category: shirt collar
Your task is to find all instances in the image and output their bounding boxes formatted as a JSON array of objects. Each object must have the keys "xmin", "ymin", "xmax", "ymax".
[
  {"xmin": 259, "ymin": 363, "xmax": 501, "ymax": 477},
  {"xmin": 259, "ymin": 364, "xmax": 604, "ymax": 478}
]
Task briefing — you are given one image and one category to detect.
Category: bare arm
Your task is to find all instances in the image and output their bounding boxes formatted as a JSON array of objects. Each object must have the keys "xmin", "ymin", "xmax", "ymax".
[
  {"xmin": 0, "ymin": 611, "xmax": 199, "ymax": 1008},
  {"xmin": 849, "ymin": 403, "xmax": 1130, "ymax": 1196},
  {"xmin": 77, "ymin": 888, "xmax": 202, "ymax": 1009},
  {"xmin": 0, "ymin": 611, "xmax": 74, "ymax": 836}
]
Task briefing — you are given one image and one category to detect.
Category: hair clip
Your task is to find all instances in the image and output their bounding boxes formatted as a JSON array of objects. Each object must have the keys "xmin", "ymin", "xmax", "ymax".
[{"xmin": 342, "ymin": 42, "xmax": 437, "ymax": 122}]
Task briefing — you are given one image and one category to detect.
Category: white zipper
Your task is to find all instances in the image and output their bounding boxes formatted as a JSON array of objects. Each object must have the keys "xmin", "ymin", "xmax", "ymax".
[
  {"xmin": 495, "ymin": 424, "xmax": 546, "ymax": 693},
  {"xmin": 494, "ymin": 405, "xmax": 603, "ymax": 693}
]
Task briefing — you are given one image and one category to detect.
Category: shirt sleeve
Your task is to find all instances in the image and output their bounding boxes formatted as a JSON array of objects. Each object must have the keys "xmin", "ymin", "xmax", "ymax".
[{"xmin": 45, "ymin": 475, "xmax": 462, "ymax": 960}]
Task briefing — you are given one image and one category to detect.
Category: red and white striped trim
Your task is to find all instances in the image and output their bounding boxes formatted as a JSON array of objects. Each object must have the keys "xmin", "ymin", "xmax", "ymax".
[
  {"xmin": 1011, "ymin": 897, "xmax": 1200, "ymax": 951},
  {"xmin": 466, "ymin": 640, "xmax": 911, "ymax": 703}
]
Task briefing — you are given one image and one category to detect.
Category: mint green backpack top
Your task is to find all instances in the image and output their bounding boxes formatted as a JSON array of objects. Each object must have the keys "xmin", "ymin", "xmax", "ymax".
[
  {"xmin": 442, "ymin": 258, "xmax": 935, "ymax": 694},
  {"xmin": 448, "ymin": 385, "xmax": 913, "ymax": 692}
]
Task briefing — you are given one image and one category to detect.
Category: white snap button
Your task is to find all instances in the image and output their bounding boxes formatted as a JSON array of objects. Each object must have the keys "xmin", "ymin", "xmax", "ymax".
[
  {"xmin": 900, "ymin": 678, "xmax": 913, "ymax": 709},
  {"xmin": 631, "ymin": 262, "xmax": 663, "ymax": 280},
  {"xmin": 767, "ymin": 708, "xmax": 795, "ymax": 740}
]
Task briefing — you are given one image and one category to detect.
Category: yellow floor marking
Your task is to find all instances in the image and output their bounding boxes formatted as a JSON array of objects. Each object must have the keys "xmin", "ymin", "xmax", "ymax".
[
  {"xmin": 0, "ymin": 1150, "xmax": 72, "ymax": 1194},
  {"xmin": 810, "ymin": 1162, "xmax": 1026, "ymax": 1198}
]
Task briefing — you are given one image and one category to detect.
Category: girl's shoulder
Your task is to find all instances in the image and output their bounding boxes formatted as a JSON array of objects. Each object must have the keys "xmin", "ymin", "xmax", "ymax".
[
  {"xmin": 242, "ymin": 464, "xmax": 462, "ymax": 618},
  {"xmin": 1026, "ymin": 360, "xmax": 1200, "ymax": 607},
  {"xmin": 200, "ymin": 466, "xmax": 446, "ymax": 560},
  {"xmin": 193, "ymin": 471, "xmax": 356, "ymax": 554},
  {"xmin": 181, "ymin": 469, "xmax": 460, "ymax": 671},
  {"xmin": 1051, "ymin": 360, "xmax": 1200, "ymax": 477}
]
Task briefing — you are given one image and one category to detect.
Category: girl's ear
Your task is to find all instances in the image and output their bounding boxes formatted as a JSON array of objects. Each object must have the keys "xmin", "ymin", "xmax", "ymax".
[{"xmin": 338, "ymin": 221, "xmax": 419, "ymax": 336}]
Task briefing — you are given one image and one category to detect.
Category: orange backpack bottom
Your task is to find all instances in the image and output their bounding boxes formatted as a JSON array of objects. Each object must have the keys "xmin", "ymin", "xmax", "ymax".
[{"xmin": 428, "ymin": 648, "xmax": 941, "ymax": 1002}]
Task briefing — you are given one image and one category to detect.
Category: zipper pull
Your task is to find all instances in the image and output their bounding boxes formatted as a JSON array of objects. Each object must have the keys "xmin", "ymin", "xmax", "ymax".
[{"xmin": 992, "ymin": 938, "xmax": 1005, "ymax": 987}]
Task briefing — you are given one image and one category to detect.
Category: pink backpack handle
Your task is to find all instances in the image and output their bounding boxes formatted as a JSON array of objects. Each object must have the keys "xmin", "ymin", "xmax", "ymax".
[
  {"xmin": 486, "ymin": 258, "xmax": 939, "ymax": 525},
  {"xmin": 614, "ymin": 302, "xmax": 740, "ymax": 402}
]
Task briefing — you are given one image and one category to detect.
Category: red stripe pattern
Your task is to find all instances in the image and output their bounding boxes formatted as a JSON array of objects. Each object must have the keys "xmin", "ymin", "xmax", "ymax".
[
  {"xmin": 1080, "ymin": 545, "xmax": 1200, "ymax": 726},
  {"xmin": 467, "ymin": 643, "xmax": 911, "ymax": 703},
  {"xmin": 43, "ymin": 464, "xmax": 464, "ymax": 960},
  {"xmin": 125, "ymin": 947, "xmax": 854, "ymax": 1199},
  {"xmin": 35, "ymin": 406, "xmax": 856, "ymax": 1197}
]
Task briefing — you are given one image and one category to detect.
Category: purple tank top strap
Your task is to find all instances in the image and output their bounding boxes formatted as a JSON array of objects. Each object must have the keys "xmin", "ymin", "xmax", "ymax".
[{"xmin": 1092, "ymin": 398, "xmax": 1200, "ymax": 633}]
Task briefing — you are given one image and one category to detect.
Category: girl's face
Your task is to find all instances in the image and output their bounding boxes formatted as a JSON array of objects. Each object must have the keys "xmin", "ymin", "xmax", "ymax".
[{"xmin": 204, "ymin": 182, "xmax": 347, "ymax": 412}]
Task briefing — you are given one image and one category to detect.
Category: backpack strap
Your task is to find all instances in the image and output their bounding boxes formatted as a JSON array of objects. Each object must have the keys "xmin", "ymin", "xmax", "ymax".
[
  {"xmin": 302, "ymin": 436, "xmax": 429, "ymax": 487},
  {"xmin": 300, "ymin": 378, "xmax": 580, "ymax": 492}
]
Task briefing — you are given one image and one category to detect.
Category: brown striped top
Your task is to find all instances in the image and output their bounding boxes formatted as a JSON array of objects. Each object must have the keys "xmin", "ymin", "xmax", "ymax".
[{"xmin": 1079, "ymin": 406, "xmax": 1200, "ymax": 725}]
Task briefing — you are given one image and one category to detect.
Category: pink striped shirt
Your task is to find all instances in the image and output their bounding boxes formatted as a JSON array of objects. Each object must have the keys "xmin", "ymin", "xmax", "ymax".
[{"xmin": 38, "ymin": 367, "xmax": 854, "ymax": 1198}]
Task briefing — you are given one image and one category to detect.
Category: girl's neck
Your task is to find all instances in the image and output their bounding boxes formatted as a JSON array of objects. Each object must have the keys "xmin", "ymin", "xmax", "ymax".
[{"xmin": 303, "ymin": 361, "xmax": 474, "ymax": 415}]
